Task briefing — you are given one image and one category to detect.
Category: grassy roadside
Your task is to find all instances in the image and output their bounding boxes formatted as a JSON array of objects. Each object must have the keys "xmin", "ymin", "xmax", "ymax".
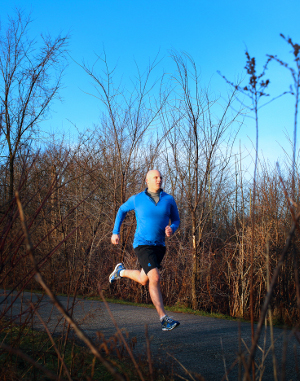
[
  {"xmin": 18, "ymin": 287, "xmax": 247, "ymax": 322},
  {"xmin": 82, "ymin": 296, "xmax": 291, "ymax": 328},
  {"xmin": 88, "ymin": 296, "xmax": 246, "ymax": 322},
  {"xmin": 1, "ymin": 288, "xmax": 293, "ymax": 380},
  {"xmin": 7, "ymin": 288, "xmax": 238, "ymax": 320},
  {"xmin": 0, "ymin": 321, "xmax": 116, "ymax": 380},
  {"xmin": 77, "ymin": 296, "xmax": 292, "ymax": 329},
  {"xmin": 5, "ymin": 287, "xmax": 289, "ymax": 327},
  {"xmin": 0, "ymin": 318, "xmax": 172, "ymax": 381}
]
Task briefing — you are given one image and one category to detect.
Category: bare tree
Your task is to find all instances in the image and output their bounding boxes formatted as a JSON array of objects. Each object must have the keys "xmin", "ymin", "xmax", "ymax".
[
  {"xmin": 268, "ymin": 35, "xmax": 300, "ymax": 198},
  {"xmin": 0, "ymin": 10, "xmax": 68, "ymax": 203},
  {"xmin": 164, "ymin": 52, "xmax": 241, "ymax": 309},
  {"xmin": 79, "ymin": 52, "xmax": 169, "ymax": 261}
]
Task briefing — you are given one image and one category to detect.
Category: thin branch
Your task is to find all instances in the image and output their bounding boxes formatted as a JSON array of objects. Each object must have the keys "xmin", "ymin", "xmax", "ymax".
[{"xmin": 15, "ymin": 191, "xmax": 126, "ymax": 381}]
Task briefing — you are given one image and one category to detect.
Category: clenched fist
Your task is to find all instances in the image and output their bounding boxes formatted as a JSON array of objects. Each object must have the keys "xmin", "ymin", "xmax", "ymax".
[
  {"xmin": 111, "ymin": 234, "xmax": 120, "ymax": 245},
  {"xmin": 165, "ymin": 226, "xmax": 173, "ymax": 237}
]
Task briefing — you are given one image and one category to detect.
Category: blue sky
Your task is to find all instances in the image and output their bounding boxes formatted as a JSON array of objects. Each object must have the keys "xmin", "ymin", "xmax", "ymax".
[{"xmin": 2, "ymin": 0, "xmax": 300, "ymax": 173}]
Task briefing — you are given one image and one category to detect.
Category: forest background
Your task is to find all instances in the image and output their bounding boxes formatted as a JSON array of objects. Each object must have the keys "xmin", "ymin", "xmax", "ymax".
[{"xmin": 1, "ymin": 0, "xmax": 300, "ymax": 330}]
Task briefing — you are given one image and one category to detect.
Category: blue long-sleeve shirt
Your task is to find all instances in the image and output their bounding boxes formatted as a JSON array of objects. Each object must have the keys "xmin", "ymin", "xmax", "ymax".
[{"xmin": 112, "ymin": 189, "xmax": 180, "ymax": 248}]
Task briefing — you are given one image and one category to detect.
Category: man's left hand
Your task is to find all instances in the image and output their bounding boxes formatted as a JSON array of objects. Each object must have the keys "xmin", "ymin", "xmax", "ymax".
[{"xmin": 165, "ymin": 226, "xmax": 173, "ymax": 237}]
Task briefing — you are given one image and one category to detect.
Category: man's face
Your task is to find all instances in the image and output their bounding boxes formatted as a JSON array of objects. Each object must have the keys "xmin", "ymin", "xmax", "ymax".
[{"xmin": 146, "ymin": 170, "xmax": 162, "ymax": 192}]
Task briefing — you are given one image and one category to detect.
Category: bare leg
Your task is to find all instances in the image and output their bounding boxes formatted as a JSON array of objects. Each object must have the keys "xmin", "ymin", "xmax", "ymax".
[
  {"xmin": 121, "ymin": 268, "xmax": 166, "ymax": 319},
  {"xmin": 147, "ymin": 268, "xmax": 166, "ymax": 319},
  {"xmin": 121, "ymin": 269, "xmax": 149, "ymax": 286}
]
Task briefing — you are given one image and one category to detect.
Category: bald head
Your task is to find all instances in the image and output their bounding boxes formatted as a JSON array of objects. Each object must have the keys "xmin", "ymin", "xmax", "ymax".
[
  {"xmin": 146, "ymin": 169, "xmax": 161, "ymax": 180},
  {"xmin": 146, "ymin": 170, "xmax": 162, "ymax": 192}
]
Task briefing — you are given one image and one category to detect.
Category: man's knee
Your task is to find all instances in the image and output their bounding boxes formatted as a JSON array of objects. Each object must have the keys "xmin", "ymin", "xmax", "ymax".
[
  {"xmin": 140, "ymin": 278, "xmax": 149, "ymax": 286},
  {"xmin": 147, "ymin": 268, "xmax": 160, "ymax": 284}
]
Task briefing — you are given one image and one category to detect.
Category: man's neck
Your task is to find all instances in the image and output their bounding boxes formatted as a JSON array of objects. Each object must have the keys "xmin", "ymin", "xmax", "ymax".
[
  {"xmin": 146, "ymin": 188, "xmax": 161, "ymax": 204},
  {"xmin": 147, "ymin": 189, "xmax": 160, "ymax": 195},
  {"xmin": 147, "ymin": 187, "xmax": 161, "ymax": 194}
]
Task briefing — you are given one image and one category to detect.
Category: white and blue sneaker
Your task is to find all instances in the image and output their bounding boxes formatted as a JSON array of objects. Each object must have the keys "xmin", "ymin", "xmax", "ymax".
[
  {"xmin": 161, "ymin": 315, "xmax": 180, "ymax": 331},
  {"xmin": 109, "ymin": 263, "xmax": 125, "ymax": 284}
]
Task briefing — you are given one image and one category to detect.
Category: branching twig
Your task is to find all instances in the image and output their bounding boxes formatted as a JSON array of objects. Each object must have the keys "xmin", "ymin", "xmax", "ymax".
[
  {"xmin": 98, "ymin": 286, "xmax": 145, "ymax": 381},
  {"xmin": 243, "ymin": 209, "xmax": 300, "ymax": 379},
  {"xmin": 145, "ymin": 324, "xmax": 154, "ymax": 381},
  {"xmin": 29, "ymin": 300, "xmax": 72, "ymax": 381},
  {"xmin": 15, "ymin": 191, "xmax": 126, "ymax": 381},
  {"xmin": 0, "ymin": 343, "xmax": 63, "ymax": 380}
]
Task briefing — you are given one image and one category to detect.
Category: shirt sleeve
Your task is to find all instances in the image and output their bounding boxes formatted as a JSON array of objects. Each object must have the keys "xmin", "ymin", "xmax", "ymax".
[
  {"xmin": 169, "ymin": 198, "xmax": 180, "ymax": 233},
  {"xmin": 112, "ymin": 195, "xmax": 135, "ymax": 234}
]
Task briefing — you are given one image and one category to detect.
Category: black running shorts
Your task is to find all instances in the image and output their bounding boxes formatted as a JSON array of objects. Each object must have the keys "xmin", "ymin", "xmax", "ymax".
[{"xmin": 134, "ymin": 245, "xmax": 166, "ymax": 275}]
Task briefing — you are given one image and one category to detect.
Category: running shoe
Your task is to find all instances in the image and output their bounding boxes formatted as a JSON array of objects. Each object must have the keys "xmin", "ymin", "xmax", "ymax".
[
  {"xmin": 109, "ymin": 263, "xmax": 125, "ymax": 284},
  {"xmin": 161, "ymin": 316, "xmax": 180, "ymax": 331}
]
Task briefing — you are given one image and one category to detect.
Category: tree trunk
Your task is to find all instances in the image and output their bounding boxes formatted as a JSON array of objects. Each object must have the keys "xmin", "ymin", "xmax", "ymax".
[
  {"xmin": 191, "ymin": 212, "xmax": 199, "ymax": 309},
  {"xmin": 8, "ymin": 155, "xmax": 14, "ymax": 202}
]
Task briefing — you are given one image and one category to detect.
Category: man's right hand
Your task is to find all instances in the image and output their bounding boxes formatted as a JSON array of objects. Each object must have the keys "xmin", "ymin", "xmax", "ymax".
[{"xmin": 111, "ymin": 234, "xmax": 120, "ymax": 245}]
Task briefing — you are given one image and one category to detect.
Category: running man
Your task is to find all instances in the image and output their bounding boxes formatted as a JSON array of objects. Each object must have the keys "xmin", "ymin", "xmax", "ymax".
[{"xmin": 109, "ymin": 169, "xmax": 180, "ymax": 331}]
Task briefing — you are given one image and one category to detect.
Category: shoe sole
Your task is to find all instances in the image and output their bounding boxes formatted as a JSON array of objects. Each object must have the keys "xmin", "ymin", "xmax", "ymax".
[{"xmin": 109, "ymin": 263, "xmax": 124, "ymax": 284}]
